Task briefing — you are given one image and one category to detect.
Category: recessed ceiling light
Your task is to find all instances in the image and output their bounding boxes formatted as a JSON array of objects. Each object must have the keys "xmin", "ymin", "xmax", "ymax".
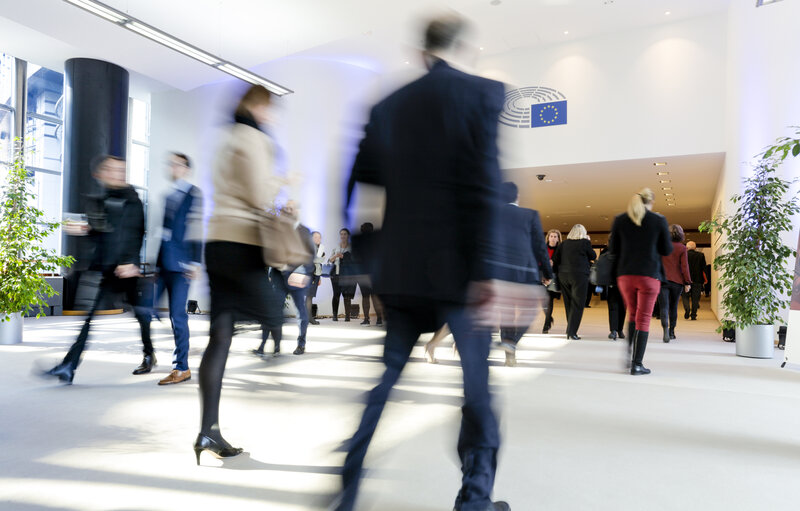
[
  {"xmin": 585, "ymin": 205, "xmax": 591, "ymax": 208},
  {"xmin": 564, "ymin": 31, "xmax": 569, "ymax": 35},
  {"xmin": 660, "ymin": 180, "xmax": 671, "ymax": 184},
  {"xmin": 667, "ymin": 203, "xmax": 675, "ymax": 206},
  {"xmin": 404, "ymin": 61, "xmax": 409, "ymax": 64},
  {"xmin": 656, "ymin": 172, "xmax": 669, "ymax": 176},
  {"xmin": 665, "ymin": 11, "xmax": 671, "ymax": 15},
  {"xmin": 479, "ymin": 47, "xmax": 484, "ymax": 51},
  {"xmin": 662, "ymin": 187, "xmax": 672, "ymax": 191},
  {"xmin": 665, "ymin": 193, "xmax": 674, "ymax": 196},
  {"xmin": 654, "ymin": 162, "xmax": 667, "ymax": 166}
]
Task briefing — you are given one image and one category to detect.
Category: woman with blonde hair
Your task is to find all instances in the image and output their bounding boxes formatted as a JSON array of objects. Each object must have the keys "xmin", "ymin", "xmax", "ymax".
[
  {"xmin": 542, "ymin": 229, "xmax": 562, "ymax": 334},
  {"xmin": 194, "ymin": 84, "xmax": 287, "ymax": 463},
  {"xmin": 608, "ymin": 188, "xmax": 672, "ymax": 375},
  {"xmin": 552, "ymin": 224, "xmax": 596, "ymax": 340}
]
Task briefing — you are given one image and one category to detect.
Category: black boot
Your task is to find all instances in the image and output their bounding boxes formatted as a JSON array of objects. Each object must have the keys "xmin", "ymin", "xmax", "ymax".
[
  {"xmin": 42, "ymin": 361, "xmax": 75, "ymax": 384},
  {"xmin": 663, "ymin": 327, "xmax": 670, "ymax": 343},
  {"xmin": 631, "ymin": 330, "xmax": 651, "ymax": 375},
  {"xmin": 132, "ymin": 353, "xmax": 156, "ymax": 375},
  {"xmin": 626, "ymin": 322, "xmax": 636, "ymax": 354}
]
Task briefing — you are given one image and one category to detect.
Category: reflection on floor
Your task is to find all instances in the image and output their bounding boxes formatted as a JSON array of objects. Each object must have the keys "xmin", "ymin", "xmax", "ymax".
[{"xmin": 2, "ymin": 296, "xmax": 799, "ymax": 510}]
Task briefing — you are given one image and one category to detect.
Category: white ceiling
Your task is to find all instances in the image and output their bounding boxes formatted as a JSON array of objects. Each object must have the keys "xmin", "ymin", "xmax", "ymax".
[
  {"xmin": 0, "ymin": 0, "xmax": 731, "ymax": 91},
  {"xmin": 0, "ymin": 0, "xmax": 730, "ymax": 233},
  {"xmin": 508, "ymin": 152, "xmax": 725, "ymax": 233}
]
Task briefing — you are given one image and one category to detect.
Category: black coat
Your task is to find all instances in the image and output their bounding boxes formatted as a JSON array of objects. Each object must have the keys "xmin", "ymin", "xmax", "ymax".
[
  {"xmin": 494, "ymin": 203, "xmax": 552, "ymax": 284},
  {"xmin": 347, "ymin": 60, "xmax": 504, "ymax": 304},
  {"xmin": 553, "ymin": 239, "xmax": 596, "ymax": 276},
  {"xmin": 608, "ymin": 210, "xmax": 673, "ymax": 280},
  {"xmin": 82, "ymin": 185, "xmax": 144, "ymax": 270},
  {"xmin": 686, "ymin": 249, "xmax": 707, "ymax": 284}
]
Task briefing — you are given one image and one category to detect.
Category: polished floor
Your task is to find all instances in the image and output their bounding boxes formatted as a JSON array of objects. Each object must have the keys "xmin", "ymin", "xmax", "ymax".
[{"xmin": 1, "ymin": 296, "xmax": 799, "ymax": 511}]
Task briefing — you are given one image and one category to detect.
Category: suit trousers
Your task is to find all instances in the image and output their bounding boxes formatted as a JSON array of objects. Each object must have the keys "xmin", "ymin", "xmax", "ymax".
[
  {"xmin": 156, "ymin": 270, "xmax": 191, "ymax": 371},
  {"xmin": 62, "ymin": 270, "xmax": 152, "ymax": 371},
  {"xmin": 682, "ymin": 283, "xmax": 702, "ymax": 318},
  {"xmin": 559, "ymin": 272, "xmax": 589, "ymax": 337},
  {"xmin": 339, "ymin": 298, "xmax": 499, "ymax": 511},
  {"xmin": 607, "ymin": 284, "xmax": 627, "ymax": 333},
  {"xmin": 658, "ymin": 281, "xmax": 683, "ymax": 332}
]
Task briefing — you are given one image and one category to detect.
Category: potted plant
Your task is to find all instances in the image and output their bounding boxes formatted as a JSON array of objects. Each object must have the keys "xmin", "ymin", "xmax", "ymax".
[
  {"xmin": 0, "ymin": 140, "xmax": 74, "ymax": 344},
  {"xmin": 700, "ymin": 128, "xmax": 800, "ymax": 358}
]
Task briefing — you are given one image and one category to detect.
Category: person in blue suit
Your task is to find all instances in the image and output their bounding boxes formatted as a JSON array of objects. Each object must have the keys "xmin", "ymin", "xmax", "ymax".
[
  {"xmin": 496, "ymin": 181, "xmax": 552, "ymax": 366},
  {"xmin": 136, "ymin": 152, "xmax": 203, "ymax": 385},
  {"xmin": 336, "ymin": 14, "xmax": 511, "ymax": 511}
]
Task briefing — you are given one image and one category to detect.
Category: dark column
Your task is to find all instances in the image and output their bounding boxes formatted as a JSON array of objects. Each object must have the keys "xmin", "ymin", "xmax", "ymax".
[{"xmin": 62, "ymin": 58, "xmax": 129, "ymax": 309}]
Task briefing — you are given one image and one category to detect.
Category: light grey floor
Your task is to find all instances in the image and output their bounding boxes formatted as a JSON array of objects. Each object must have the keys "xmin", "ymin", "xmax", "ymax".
[{"xmin": 1, "ymin": 296, "xmax": 799, "ymax": 511}]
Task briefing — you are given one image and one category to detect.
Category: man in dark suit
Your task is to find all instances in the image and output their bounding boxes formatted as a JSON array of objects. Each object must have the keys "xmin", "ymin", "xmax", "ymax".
[
  {"xmin": 141, "ymin": 152, "xmax": 203, "ymax": 385},
  {"xmin": 683, "ymin": 241, "xmax": 706, "ymax": 320},
  {"xmin": 338, "ymin": 15, "xmax": 510, "ymax": 511},
  {"xmin": 496, "ymin": 182, "xmax": 552, "ymax": 366}
]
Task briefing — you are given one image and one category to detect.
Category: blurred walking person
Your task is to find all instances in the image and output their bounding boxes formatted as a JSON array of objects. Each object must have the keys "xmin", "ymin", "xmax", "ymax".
[
  {"xmin": 542, "ymin": 229, "xmax": 561, "ymax": 334},
  {"xmin": 194, "ymin": 85, "xmax": 287, "ymax": 464},
  {"xmin": 600, "ymin": 241, "xmax": 626, "ymax": 340},
  {"xmin": 496, "ymin": 182, "xmax": 552, "ymax": 366},
  {"xmin": 336, "ymin": 14, "xmax": 511, "ymax": 511},
  {"xmin": 552, "ymin": 224, "xmax": 596, "ymax": 340},
  {"xmin": 307, "ymin": 231, "xmax": 325, "ymax": 325},
  {"xmin": 41, "ymin": 155, "xmax": 150, "ymax": 384},
  {"xmin": 683, "ymin": 241, "xmax": 706, "ymax": 320},
  {"xmin": 145, "ymin": 152, "xmax": 203, "ymax": 385},
  {"xmin": 608, "ymin": 188, "xmax": 672, "ymax": 375},
  {"xmin": 658, "ymin": 224, "xmax": 691, "ymax": 342}
]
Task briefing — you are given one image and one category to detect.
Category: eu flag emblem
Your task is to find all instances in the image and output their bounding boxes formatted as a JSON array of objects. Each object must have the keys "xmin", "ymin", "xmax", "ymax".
[{"xmin": 531, "ymin": 100, "xmax": 567, "ymax": 128}]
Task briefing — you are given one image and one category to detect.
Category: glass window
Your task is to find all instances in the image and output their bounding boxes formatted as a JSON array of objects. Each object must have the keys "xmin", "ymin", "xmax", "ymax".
[
  {"xmin": 25, "ymin": 115, "xmax": 62, "ymax": 172},
  {"xmin": 129, "ymin": 142, "xmax": 149, "ymax": 189},
  {"xmin": 0, "ymin": 107, "xmax": 11, "ymax": 165},
  {"xmin": 26, "ymin": 64, "xmax": 63, "ymax": 118},
  {"xmin": 130, "ymin": 98, "xmax": 148, "ymax": 143},
  {"xmin": 0, "ymin": 53, "xmax": 13, "ymax": 107}
]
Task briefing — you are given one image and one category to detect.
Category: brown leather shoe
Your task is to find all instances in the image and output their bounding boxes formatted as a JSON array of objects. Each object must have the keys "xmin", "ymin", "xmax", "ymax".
[{"xmin": 158, "ymin": 369, "xmax": 191, "ymax": 385}]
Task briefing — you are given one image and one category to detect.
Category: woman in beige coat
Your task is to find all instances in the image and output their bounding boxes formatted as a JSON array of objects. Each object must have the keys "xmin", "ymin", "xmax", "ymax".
[{"xmin": 194, "ymin": 85, "xmax": 285, "ymax": 464}]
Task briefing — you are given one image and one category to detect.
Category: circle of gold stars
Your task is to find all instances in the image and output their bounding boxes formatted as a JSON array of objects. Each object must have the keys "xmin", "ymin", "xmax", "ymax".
[{"xmin": 539, "ymin": 104, "xmax": 559, "ymax": 125}]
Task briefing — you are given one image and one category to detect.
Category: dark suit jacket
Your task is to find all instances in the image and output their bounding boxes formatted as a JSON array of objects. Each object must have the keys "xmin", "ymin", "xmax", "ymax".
[
  {"xmin": 495, "ymin": 203, "xmax": 552, "ymax": 284},
  {"xmin": 347, "ymin": 59, "xmax": 504, "ymax": 304},
  {"xmin": 686, "ymin": 249, "xmax": 707, "ymax": 284},
  {"xmin": 81, "ymin": 185, "xmax": 144, "ymax": 270},
  {"xmin": 553, "ymin": 239, "xmax": 596, "ymax": 276},
  {"xmin": 157, "ymin": 182, "xmax": 203, "ymax": 272}
]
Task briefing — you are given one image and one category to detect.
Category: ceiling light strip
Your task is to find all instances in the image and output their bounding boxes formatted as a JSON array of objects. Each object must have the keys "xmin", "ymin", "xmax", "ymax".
[{"xmin": 62, "ymin": 0, "xmax": 293, "ymax": 95}]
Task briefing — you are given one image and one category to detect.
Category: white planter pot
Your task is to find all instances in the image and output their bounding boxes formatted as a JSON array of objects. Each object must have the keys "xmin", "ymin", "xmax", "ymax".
[
  {"xmin": 0, "ymin": 312, "xmax": 23, "ymax": 345},
  {"xmin": 735, "ymin": 325, "xmax": 774, "ymax": 359}
]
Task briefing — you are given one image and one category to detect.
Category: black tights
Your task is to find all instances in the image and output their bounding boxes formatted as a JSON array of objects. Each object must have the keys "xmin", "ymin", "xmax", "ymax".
[{"xmin": 199, "ymin": 310, "xmax": 233, "ymax": 442}]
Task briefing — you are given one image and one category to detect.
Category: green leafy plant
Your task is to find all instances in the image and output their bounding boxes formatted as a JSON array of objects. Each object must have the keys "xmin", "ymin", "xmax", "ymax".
[
  {"xmin": 700, "ymin": 128, "xmax": 800, "ymax": 331},
  {"xmin": 0, "ymin": 139, "xmax": 74, "ymax": 320}
]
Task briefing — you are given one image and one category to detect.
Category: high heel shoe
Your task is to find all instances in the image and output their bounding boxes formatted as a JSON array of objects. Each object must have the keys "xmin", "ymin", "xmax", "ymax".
[{"xmin": 193, "ymin": 434, "xmax": 243, "ymax": 465}]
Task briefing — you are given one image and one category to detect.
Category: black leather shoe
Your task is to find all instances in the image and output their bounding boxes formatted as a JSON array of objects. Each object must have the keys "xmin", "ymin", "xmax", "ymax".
[
  {"xmin": 332, "ymin": 316, "xmax": 338, "ymax": 322},
  {"xmin": 669, "ymin": 329, "xmax": 676, "ymax": 340},
  {"xmin": 568, "ymin": 335, "xmax": 581, "ymax": 340},
  {"xmin": 453, "ymin": 501, "xmax": 510, "ymax": 511},
  {"xmin": 631, "ymin": 364, "xmax": 651, "ymax": 375},
  {"xmin": 293, "ymin": 346, "xmax": 305, "ymax": 355},
  {"xmin": 309, "ymin": 319, "xmax": 320, "ymax": 325},
  {"xmin": 684, "ymin": 311, "xmax": 690, "ymax": 319},
  {"xmin": 608, "ymin": 331, "xmax": 617, "ymax": 340},
  {"xmin": 376, "ymin": 318, "xmax": 383, "ymax": 326},
  {"xmin": 360, "ymin": 319, "xmax": 370, "ymax": 325},
  {"xmin": 663, "ymin": 330, "xmax": 671, "ymax": 343},
  {"xmin": 617, "ymin": 330, "xmax": 625, "ymax": 340},
  {"xmin": 132, "ymin": 354, "xmax": 156, "ymax": 375},
  {"xmin": 193, "ymin": 433, "xmax": 243, "ymax": 465},
  {"xmin": 42, "ymin": 362, "xmax": 75, "ymax": 384}
]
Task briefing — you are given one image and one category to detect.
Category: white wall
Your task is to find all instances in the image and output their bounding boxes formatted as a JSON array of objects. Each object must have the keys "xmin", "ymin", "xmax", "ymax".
[
  {"xmin": 709, "ymin": 0, "xmax": 800, "ymax": 321},
  {"xmin": 478, "ymin": 14, "xmax": 727, "ymax": 169}
]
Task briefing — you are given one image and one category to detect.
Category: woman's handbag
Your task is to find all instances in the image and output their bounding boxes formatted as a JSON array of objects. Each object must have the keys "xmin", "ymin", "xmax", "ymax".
[
  {"xmin": 590, "ymin": 252, "xmax": 615, "ymax": 286},
  {"xmin": 257, "ymin": 210, "xmax": 313, "ymax": 270}
]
